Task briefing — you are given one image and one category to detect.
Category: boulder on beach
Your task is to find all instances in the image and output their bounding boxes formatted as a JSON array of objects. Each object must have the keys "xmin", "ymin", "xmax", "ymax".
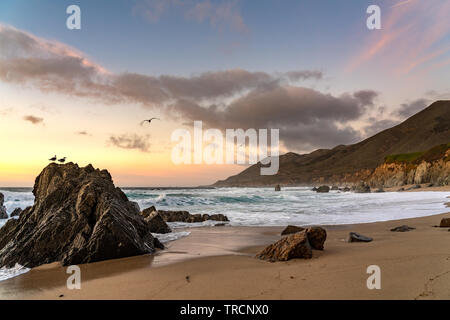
[
  {"xmin": 275, "ymin": 184, "xmax": 281, "ymax": 191},
  {"xmin": 315, "ymin": 186, "xmax": 330, "ymax": 193},
  {"xmin": 10, "ymin": 208, "xmax": 23, "ymax": 217},
  {"xmin": 440, "ymin": 218, "xmax": 450, "ymax": 228},
  {"xmin": 0, "ymin": 193, "xmax": 7, "ymax": 219},
  {"xmin": 306, "ymin": 227, "xmax": 327, "ymax": 250},
  {"xmin": 140, "ymin": 207, "xmax": 171, "ymax": 234},
  {"xmin": 347, "ymin": 232, "xmax": 373, "ymax": 243},
  {"xmin": 390, "ymin": 225, "xmax": 415, "ymax": 232},
  {"xmin": 256, "ymin": 230, "xmax": 312, "ymax": 262},
  {"xmin": 354, "ymin": 182, "xmax": 371, "ymax": 193},
  {"xmin": 281, "ymin": 225, "xmax": 305, "ymax": 236},
  {"xmin": 0, "ymin": 163, "xmax": 164, "ymax": 268}
]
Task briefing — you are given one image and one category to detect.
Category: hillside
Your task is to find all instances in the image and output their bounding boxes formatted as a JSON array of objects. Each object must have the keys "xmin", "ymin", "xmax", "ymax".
[{"xmin": 213, "ymin": 100, "xmax": 450, "ymax": 186}]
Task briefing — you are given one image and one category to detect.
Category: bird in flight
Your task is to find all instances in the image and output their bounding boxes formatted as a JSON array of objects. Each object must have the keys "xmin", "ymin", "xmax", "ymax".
[
  {"xmin": 49, "ymin": 155, "xmax": 57, "ymax": 161},
  {"xmin": 58, "ymin": 157, "xmax": 67, "ymax": 163},
  {"xmin": 140, "ymin": 118, "xmax": 160, "ymax": 126}
]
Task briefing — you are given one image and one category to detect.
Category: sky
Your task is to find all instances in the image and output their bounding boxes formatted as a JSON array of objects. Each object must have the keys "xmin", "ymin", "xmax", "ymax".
[{"xmin": 0, "ymin": 0, "xmax": 449, "ymax": 187}]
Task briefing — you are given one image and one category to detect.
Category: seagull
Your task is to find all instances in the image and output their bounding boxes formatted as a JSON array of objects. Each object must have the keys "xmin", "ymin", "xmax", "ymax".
[
  {"xmin": 140, "ymin": 118, "xmax": 160, "ymax": 126},
  {"xmin": 58, "ymin": 157, "xmax": 66, "ymax": 163},
  {"xmin": 49, "ymin": 155, "xmax": 57, "ymax": 161}
]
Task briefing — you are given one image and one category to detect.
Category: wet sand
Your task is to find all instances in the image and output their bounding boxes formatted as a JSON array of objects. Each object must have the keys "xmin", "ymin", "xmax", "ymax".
[{"xmin": 1, "ymin": 211, "xmax": 450, "ymax": 300}]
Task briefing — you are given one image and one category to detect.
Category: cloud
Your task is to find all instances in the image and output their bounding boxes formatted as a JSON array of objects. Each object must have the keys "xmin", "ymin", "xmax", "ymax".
[
  {"xmin": 347, "ymin": 1, "xmax": 450, "ymax": 74},
  {"xmin": 395, "ymin": 98, "xmax": 429, "ymax": 118},
  {"xmin": 133, "ymin": 0, "xmax": 247, "ymax": 32},
  {"xmin": 0, "ymin": 24, "xmax": 384, "ymax": 153},
  {"xmin": 108, "ymin": 134, "xmax": 151, "ymax": 152},
  {"xmin": 23, "ymin": 115, "xmax": 44, "ymax": 125}
]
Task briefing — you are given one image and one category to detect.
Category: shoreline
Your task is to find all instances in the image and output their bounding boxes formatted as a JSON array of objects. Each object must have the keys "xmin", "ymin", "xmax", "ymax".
[{"xmin": 1, "ymin": 210, "xmax": 449, "ymax": 300}]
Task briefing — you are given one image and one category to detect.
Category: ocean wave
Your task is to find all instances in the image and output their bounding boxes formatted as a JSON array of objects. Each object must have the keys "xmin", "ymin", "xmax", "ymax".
[{"xmin": 0, "ymin": 263, "xmax": 30, "ymax": 281}]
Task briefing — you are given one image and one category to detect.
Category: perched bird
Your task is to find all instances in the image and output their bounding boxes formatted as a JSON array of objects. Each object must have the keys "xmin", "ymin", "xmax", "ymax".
[
  {"xmin": 140, "ymin": 118, "xmax": 160, "ymax": 126},
  {"xmin": 49, "ymin": 155, "xmax": 57, "ymax": 161},
  {"xmin": 58, "ymin": 157, "xmax": 66, "ymax": 163}
]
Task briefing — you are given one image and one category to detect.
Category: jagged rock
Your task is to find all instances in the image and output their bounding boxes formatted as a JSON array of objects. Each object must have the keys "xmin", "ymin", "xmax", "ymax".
[
  {"xmin": 354, "ymin": 181, "xmax": 371, "ymax": 193},
  {"xmin": 0, "ymin": 193, "xmax": 7, "ymax": 219},
  {"xmin": 158, "ymin": 210, "xmax": 228, "ymax": 223},
  {"xmin": 440, "ymin": 218, "xmax": 450, "ymax": 228},
  {"xmin": 256, "ymin": 230, "xmax": 312, "ymax": 262},
  {"xmin": 0, "ymin": 163, "xmax": 163, "ymax": 268},
  {"xmin": 10, "ymin": 208, "xmax": 23, "ymax": 217},
  {"xmin": 316, "ymin": 186, "xmax": 330, "ymax": 193},
  {"xmin": 140, "ymin": 207, "xmax": 171, "ymax": 234},
  {"xmin": 306, "ymin": 227, "xmax": 327, "ymax": 250},
  {"xmin": 347, "ymin": 232, "xmax": 373, "ymax": 242},
  {"xmin": 275, "ymin": 184, "xmax": 281, "ymax": 191},
  {"xmin": 390, "ymin": 225, "xmax": 415, "ymax": 232},
  {"xmin": 281, "ymin": 225, "xmax": 305, "ymax": 236},
  {"xmin": 342, "ymin": 187, "xmax": 351, "ymax": 192}
]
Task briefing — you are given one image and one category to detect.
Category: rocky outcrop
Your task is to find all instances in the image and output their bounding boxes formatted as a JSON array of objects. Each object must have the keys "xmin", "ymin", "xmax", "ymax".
[
  {"xmin": 256, "ymin": 230, "xmax": 312, "ymax": 262},
  {"xmin": 315, "ymin": 186, "xmax": 330, "ymax": 193},
  {"xmin": 354, "ymin": 181, "xmax": 371, "ymax": 193},
  {"xmin": 0, "ymin": 163, "xmax": 163, "ymax": 268},
  {"xmin": 347, "ymin": 232, "xmax": 373, "ymax": 242},
  {"xmin": 140, "ymin": 207, "xmax": 171, "ymax": 234},
  {"xmin": 367, "ymin": 149, "xmax": 450, "ymax": 188},
  {"xmin": 158, "ymin": 210, "xmax": 229, "ymax": 223},
  {"xmin": 0, "ymin": 193, "xmax": 7, "ymax": 219},
  {"xmin": 281, "ymin": 225, "xmax": 305, "ymax": 236},
  {"xmin": 10, "ymin": 208, "xmax": 23, "ymax": 217}
]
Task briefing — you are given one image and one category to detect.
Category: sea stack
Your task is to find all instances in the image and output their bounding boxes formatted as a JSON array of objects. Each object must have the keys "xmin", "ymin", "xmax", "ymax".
[{"xmin": 0, "ymin": 163, "xmax": 163, "ymax": 268}]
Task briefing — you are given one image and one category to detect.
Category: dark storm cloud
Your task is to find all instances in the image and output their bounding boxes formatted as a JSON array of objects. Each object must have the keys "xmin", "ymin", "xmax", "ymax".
[
  {"xmin": 108, "ymin": 134, "xmax": 151, "ymax": 152},
  {"xmin": 395, "ymin": 98, "xmax": 429, "ymax": 118}
]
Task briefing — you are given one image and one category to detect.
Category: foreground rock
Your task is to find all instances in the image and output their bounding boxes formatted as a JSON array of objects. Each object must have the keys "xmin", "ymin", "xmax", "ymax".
[
  {"xmin": 347, "ymin": 232, "xmax": 373, "ymax": 242},
  {"xmin": 275, "ymin": 184, "xmax": 281, "ymax": 191},
  {"xmin": 140, "ymin": 207, "xmax": 172, "ymax": 234},
  {"xmin": 354, "ymin": 181, "xmax": 371, "ymax": 193},
  {"xmin": 390, "ymin": 225, "xmax": 415, "ymax": 232},
  {"xmin": 281, "ymin": 225, "xmax": 305, "ymax": 236},
  {"xmin": 158, "ymin": 210, "xmax": 229, "ymax": 223},
  {"xmin": 257, "ymin": 231, "xmax": 312, "ymax": 262},
  {"xmin": 306, "ymin": 227, "xmax": 327, "ymax": 250},
  {"xmin": 440, "ymin": 218, "xmax": 450, "ymax": 228},
  {"xmin": 0, "ymin": 163, "xmax": 163, "ymax": 268},
  {"xmin": 0, "ymin": 193, "xmax": 7, "ymax": 219}
]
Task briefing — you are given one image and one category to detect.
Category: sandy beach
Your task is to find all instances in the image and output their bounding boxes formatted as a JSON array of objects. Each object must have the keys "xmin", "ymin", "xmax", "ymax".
[{"xmin": 1, "ymin": 210, "xmax": 449, "ymax": 300}]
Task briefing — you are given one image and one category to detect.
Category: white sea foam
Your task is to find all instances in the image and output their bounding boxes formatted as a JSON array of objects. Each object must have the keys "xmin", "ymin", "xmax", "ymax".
[
  {"xmin": 152, "ymin": 231, "xmax": 191, "ymax": 243},
  {"xmin": 0, "ymin": 263, "xmax": 30, "ymax": 281}
]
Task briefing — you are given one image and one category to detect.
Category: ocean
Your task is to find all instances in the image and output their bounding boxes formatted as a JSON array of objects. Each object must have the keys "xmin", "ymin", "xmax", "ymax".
[{"xmin": 1, "ymin": 187, "xmax": 448, "ymax": 281}]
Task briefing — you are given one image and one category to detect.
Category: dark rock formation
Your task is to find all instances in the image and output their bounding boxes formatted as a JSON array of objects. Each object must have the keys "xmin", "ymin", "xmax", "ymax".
[
  {"xmin": 440, "ymin": 218, "xmax": 450, "ymax": 228},
  {"xmin": 10, "ymin": 208, "xmax": 23, "ymax": 217},
  {"xmin": 281, "ymin": 225, "xmax": 305, "ymax": 236},
  {"xmin": 0, "ymin": 193, "xmax": 7, "ymax": 219},
  {"xmin": 0, "ymin": 163, "xmax": 163, "ymax": 268},
  {"xmin": 306, "ymin": 227, "xmax": 327, "ymax": 250},
  {"xmin": 140, "ymin": 207, "xmax": 171, "ymax": 234},
  {"xmin": 158, "ymin": 210, "xmax": 229, "ymax": 223},
  {"xmin": 390, "ymin": 225, "xmax": 415, "ymax": 232},
  {"xmin": 331, "ymin": 186, "xmax": 339, "ymax": 190},
  {"xmin": 275, "ymin": 184, "xmax": 281, "ymax": 191},
  {"xmin": 347, "ymin": 232, "xmax": 373, "ymax": 242},
  {"xmin": 316, "ymin": 186, "xmax": 330, "ymax": 193},
  {"xmin": 354, "ymin": 181, "xmax": 371, "ymax": 193},
  {"xmin": 256, "ymin": 230, "xmax": 312, "ymax": 262}
]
